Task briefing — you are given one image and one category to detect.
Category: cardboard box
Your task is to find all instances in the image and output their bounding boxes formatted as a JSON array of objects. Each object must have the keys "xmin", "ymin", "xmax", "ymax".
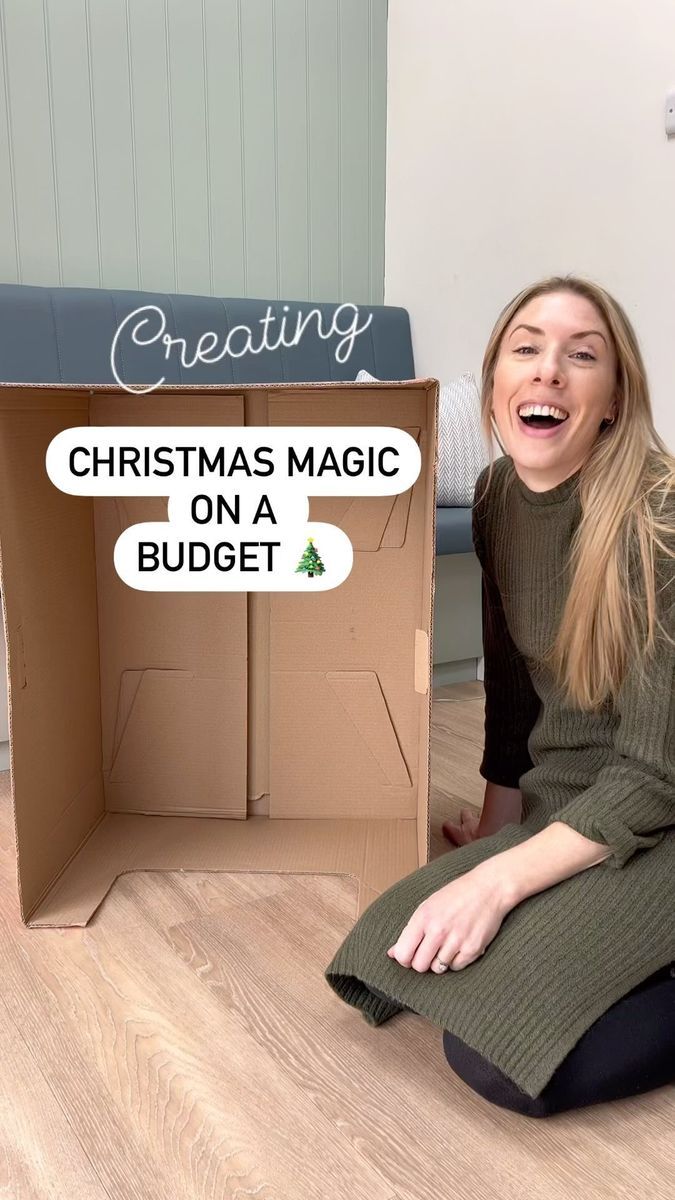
[{"xmin": 0, "ymin": 379, "xmax": 438, "ymax": 928}]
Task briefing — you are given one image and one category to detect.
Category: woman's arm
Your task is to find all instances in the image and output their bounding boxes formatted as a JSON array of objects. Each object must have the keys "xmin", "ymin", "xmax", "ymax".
[
  {"xmin": 474, "ymin": 820, "xmax": 612, "ymax": 909},
  {"xmin": 442, "ymin": 472, "xmax": 537, "ymax": 847},
  {"xmin": 477, "ymin": 780, "xmax": 523, "ymax": 835},
  {"xmin": 534, "ymin": 617, "xmax": 674, "ymax": 871},
  {"xmin": 476, "ymin": 602, "xmax": 675, "ymax": 901},
  {"xmin": 388, "ymin": 820, "xmax": 613, "ymax": 971},
  {"xmin": 471, "ymin": 475, "xmax": 541, "ymax": 791}
]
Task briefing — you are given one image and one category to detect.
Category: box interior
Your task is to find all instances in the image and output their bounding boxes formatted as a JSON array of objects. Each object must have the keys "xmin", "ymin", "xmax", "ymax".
[{"xmin": 0, "ymin": 381, "xmax": 437, "ymax": 927}]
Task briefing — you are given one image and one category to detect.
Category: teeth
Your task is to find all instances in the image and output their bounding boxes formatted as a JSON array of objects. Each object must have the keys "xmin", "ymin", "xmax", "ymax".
[{"xmin": 518, "ymin": 403, "xmax": 568, "ymax": 420}]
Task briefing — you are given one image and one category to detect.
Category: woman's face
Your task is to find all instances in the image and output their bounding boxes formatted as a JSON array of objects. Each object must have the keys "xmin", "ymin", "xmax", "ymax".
[{"xmin": 491, "ymin": 291, "xmax": 618, "ymax": 487}]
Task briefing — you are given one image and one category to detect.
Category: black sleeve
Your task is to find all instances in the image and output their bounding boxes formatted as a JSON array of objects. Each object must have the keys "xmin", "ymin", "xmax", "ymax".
[{"xmin": 472, "ymin": 472, "xmax": 541, "ymax": 789}]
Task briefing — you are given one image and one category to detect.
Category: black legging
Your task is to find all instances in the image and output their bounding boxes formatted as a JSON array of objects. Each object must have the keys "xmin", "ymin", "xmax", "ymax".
[{"xmin": 369, "ymin": 961, "xmax": 675, "ymax": 1117}]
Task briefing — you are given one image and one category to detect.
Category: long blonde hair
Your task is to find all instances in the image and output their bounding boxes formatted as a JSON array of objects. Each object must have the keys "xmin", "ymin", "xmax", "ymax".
[{"xmin": 478, "ymin": 274, "xmax": 675, "ymax": 712}]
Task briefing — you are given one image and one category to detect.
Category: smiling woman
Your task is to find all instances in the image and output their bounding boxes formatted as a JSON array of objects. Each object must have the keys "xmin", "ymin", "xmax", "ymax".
[
  {"xmin": 324, "ymin": 274, "xmax": 675, "ymax": 1118},
  {"xmin": 481, "ymin": 276, "xmax": 674, "ymax": 712},
  {"xmin": 489, "ymin": 295, "xmax": 619, "ymax": 488}
]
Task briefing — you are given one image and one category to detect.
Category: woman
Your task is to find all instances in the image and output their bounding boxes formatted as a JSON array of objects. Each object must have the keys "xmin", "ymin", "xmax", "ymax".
[{"xmin": 324, "ymin": 275, "xmax": 675, "ymax": 1117}]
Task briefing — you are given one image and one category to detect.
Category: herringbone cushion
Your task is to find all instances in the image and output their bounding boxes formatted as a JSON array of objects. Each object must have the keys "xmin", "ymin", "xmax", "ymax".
[{"xmin": 356, "ymin": 369, "xmax": 488, "ymax": 506}]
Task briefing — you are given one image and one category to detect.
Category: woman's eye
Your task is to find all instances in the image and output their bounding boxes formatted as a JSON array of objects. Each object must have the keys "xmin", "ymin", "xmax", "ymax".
[{"xmin": 514, "ymin": 346, "xmax": 595, "ymax": 361}]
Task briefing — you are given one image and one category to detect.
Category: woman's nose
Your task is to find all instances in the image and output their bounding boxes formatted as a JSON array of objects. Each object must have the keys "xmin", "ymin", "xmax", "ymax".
[{"xmin": 533, "ymin": 359, "xmax": 562, "ymax": 386}]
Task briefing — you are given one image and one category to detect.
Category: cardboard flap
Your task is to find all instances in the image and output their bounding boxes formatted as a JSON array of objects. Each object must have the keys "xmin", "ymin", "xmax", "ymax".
[
  {"xmin": 269, "ymin": 668, "xmax": 418, "ymax": 820},
  {"xmin": 110, "ymin": 667, "xmax": 191, "ymax": 770},
  {"xmin": 308, "ymin": 426, "xmax": 420, "ymax": 550},
  {"xmin": 326, "ymin": 670, "xmax": 412, "ymax": 787},
  {"xmin": 106, "ymin": 668, "xmax": 246, "ymax": 817},
  {"xmin": 111, "ymin": 669, "xmax": 144, "ymax": 765},
  {"xmin": 334, "ymin": 496, "xmax": 400, "ymax": 551}
]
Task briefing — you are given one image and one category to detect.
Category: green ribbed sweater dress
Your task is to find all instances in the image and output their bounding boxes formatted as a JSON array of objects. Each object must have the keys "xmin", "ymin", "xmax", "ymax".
[{"xmin": 324, "ymin": 455, "xmax": 675, "ymax": 1099}]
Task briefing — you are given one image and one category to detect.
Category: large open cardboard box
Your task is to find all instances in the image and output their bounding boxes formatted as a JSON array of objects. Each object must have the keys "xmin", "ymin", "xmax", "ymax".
[{"xmin": 0, "ymin": 379, "xmax": 438, "ymax": 928}]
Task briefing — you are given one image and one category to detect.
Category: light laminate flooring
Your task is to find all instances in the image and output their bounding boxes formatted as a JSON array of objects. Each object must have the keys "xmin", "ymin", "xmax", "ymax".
[{"xmin": 0, "ymin": 681, "xmax": 673, "ymax": 1199}]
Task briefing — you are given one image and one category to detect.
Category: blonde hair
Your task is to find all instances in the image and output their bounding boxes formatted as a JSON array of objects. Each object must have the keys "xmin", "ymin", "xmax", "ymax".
[{"xmin": 477, "ymin": 274, "xmax": 675, "ymax": 712}]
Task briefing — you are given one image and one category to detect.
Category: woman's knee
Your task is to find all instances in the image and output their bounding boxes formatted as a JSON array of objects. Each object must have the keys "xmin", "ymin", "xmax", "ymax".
[{"xmin": 442, "ymin": 1029, "xmax": 551, "ymax": 1118}]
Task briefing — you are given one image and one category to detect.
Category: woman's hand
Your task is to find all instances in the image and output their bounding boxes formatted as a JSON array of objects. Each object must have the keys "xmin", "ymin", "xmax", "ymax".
[
  {"xmin": 386, "ymin": 866, "xmax": 513, "ymax": 973},
  {"xmin": 442, "ymin": 807, "xmax": 481, "ymax": 847},
  {"xmin": 443, "ymin": 784, "xmax": 523, "ymax": 847}
]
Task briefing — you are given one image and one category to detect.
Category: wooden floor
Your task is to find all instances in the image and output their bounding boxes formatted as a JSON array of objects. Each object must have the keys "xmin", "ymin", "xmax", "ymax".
[{"xmin": 1, "ymin": 681, "xmax": 673, "ymax": 1199}]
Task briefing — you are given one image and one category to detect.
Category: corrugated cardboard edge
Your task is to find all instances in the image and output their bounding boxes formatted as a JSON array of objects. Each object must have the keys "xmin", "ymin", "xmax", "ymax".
[
  {"xmin": 0, "ymin": 378, "xmax": 437, "ymax": 392},
  {"xmin": 423, "ymin": 380, "xmax": 439, "ymax": 865},
  {"xmin": 0, "ymin": 537, "xmax": 22, "ymax": 911}
]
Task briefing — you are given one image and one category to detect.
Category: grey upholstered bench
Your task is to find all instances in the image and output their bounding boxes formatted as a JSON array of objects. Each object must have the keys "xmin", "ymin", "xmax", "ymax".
[{"xmin": 0, "ymin": 284, "xmax": 473, "ymax": 555}]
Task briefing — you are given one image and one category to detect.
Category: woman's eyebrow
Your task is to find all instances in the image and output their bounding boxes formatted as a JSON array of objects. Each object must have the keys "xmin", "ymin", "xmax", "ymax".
[{"xmin": 509, "ymin": 323, "xmax": 607, "ymax": 345}]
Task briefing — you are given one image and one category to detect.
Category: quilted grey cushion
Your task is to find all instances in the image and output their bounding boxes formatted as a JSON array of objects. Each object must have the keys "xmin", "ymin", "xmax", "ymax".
[{"xmin": 356, "ymin": 369, "xmax": 488, "ymax": 506}]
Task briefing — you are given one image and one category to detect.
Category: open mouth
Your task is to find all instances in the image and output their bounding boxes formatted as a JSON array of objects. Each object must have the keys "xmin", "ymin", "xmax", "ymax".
[{"xmin": 517, "ymin": 403, "xmax": 569, "ymax": 430}]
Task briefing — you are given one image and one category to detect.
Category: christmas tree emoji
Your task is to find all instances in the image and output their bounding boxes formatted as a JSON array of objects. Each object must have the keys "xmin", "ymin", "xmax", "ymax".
[{"xmin": 295, "ymin": 536, "xmax": 326, "ymax": 579}]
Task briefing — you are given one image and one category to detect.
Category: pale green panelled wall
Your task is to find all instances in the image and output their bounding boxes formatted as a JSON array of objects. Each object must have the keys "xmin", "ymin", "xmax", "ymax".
[{"xmin": 0, "ymin": 0, "xmax": 387, "ymax": 304}]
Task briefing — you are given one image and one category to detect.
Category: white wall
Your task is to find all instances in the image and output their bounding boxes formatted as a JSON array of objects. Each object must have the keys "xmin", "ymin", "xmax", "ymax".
[{"xmin": 385, "ymin": 0, "xmax": 675, "ymax": 450}]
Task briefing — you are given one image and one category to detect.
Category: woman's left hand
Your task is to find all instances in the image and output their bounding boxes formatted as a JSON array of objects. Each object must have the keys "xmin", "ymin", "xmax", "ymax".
[{"xmin": 386, "ymin": 866, "xmax": 513, "ymax": 973}]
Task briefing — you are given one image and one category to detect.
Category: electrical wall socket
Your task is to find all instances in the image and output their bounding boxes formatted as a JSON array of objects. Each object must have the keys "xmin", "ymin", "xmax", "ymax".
[{"xmin": 666, "ymin": 91, "xmax": 675, "ymax": 138}]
